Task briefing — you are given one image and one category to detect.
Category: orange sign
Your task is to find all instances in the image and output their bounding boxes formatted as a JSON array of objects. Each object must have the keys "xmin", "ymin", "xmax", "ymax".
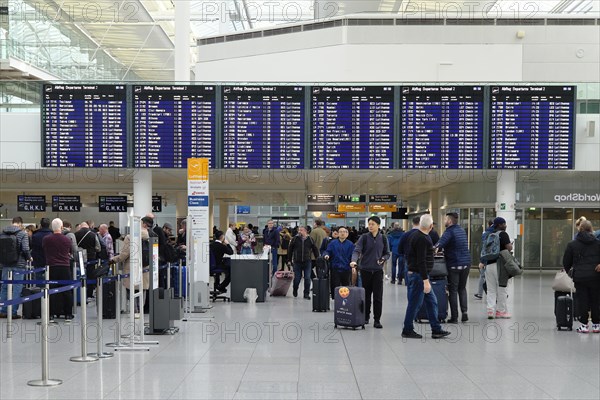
[
  {"xmin": 187, "ymin": 158, "xmax": 209, "ymax": 180},
  {"xmin": 369, "ymin": 204, "xmax": 397, "ymax": 212},
  {"xmin": 327, "ymin": 213, "xmax": 346, "ymax": 219},
  {"xmin": 338, "ymin": 204, "xmax": 366, "ymax": 212}
]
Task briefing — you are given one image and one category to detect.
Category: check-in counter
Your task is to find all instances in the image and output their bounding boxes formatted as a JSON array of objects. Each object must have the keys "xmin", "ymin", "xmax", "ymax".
[{"xmin": 229, "ymin": 248, "xmax": 271, "ymax": 302}]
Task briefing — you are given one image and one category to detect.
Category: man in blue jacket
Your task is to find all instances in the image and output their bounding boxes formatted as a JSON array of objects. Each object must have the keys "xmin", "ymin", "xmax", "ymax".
[
  {"xmin": 323, "ymin": 226, "xmax": 355, "ymax": 299},
  {"xmin": 435, "ymin": 212, "xmax": 471, "ymax": 323},
  {"xmin": 31, "ymin": 218, "xmax": 52, "ymax": 284},
  {"xmin": 387, "ymin": 222, "xmax": 404, "ymax": 284},
  {"xmin": 263, "ymin": 220, "xmax": 280, "ymax": 275}
]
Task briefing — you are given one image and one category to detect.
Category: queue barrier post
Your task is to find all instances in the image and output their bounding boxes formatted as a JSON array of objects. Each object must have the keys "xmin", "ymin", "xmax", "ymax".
[
  {"xmin": 70, "ymin": 274, "xmax": 99, "ymax": 363},
  {"xmin": 87, "ymin": 275, "xmax": 113, "ymax": 358},
  {"xmin": 106, "ymin": 266, "xmax": 127, "ymax": 348}
]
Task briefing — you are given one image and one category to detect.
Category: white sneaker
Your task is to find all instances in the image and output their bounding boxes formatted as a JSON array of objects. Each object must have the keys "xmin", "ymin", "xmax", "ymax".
[
  {"xmin": 592, "ymin": 324, "xmax": 600, "ymax": 333},
  {"xmin": 577, "ymin": 324, "xmax": 589, "ymax": 333}
]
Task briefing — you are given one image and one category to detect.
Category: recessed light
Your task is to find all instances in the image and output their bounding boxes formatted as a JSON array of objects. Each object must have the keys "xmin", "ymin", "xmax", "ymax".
[
  {"xmin": 317, "ymin": 185, "xmax": 323, "ymax": 188},
  {"xmin": 386, "ymin": 176, "xmax": 394, "ymax": 178}
]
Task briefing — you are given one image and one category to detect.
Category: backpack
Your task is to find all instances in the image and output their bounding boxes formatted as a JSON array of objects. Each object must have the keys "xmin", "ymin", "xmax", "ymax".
[
  {"xmin": 142, "ymin": 238, "xmax": 150, "ymax": 267},
  {"xmin": 97, "ymin": 233, "xmax": 109, "ymax": 260},
  {"xmin": 281, "ymin": 236, "xmax": 290, "ymax": 250},
  {"xmin": 0, "ymin": 231, "xmax": 19, "ymax": 266},
  {"xmin": 480, "ymin": 231, "xmax": 501, "ymax": 262}
]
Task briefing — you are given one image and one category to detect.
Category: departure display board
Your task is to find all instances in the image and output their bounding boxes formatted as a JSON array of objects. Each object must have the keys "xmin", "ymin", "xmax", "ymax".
[
  {"xmin": 222, "ymin": 86, "xmax": 305, "ymax": 169},
  {"xmin": 133, "ymin": 85, "xmax": 216, "ymax": 168},
  {"xmin": 312, "ymin": 86, "xmax": 394, "ymax": 169},
  {"xmin": 401, "ymin": 86, "xmax": 484, "ymax": 169},
  {"xmin": 490, "ymin": 86, "xmax": 575, "ymax": 169},
  {"xmin": 42, "ymin": 84, "xmax": 127, "ymax": 167}
]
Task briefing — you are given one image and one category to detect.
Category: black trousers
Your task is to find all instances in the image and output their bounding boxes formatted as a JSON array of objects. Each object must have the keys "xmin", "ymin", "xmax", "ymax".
[
  {"xmin": 575, "ymin": 280, "xmax": 600, "ymax": 324},
  {"xmin": 49, "ymin": 266, "xmax": 73, "ymax": 317},
  {"xmin": 361, "ymin": 269, "xmax": 384, "ymax": 322},
  {"xmin": 330, "ymin": 269, "xmax": 351, "ymax": 299},
  {"xmin": 215, "ymin": 258, "xmax": 231, "ymax": 290},
  {"xmin": 448, "ymin": 267, "xmax": 470, "ymax": 319}
]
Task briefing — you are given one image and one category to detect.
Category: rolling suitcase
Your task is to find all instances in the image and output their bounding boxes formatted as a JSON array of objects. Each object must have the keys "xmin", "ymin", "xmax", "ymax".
[
  {"xmin": 334, "ymin": 285, "xmax": 365, "ymax": 329},
  {"xmin": 555, "ymin": 291, "xmax": 576, "ymax": 331},
  {"xmin": 270, "ymin": 268, "xmax": 294, "ymax": 296},
  {"xmin": 312, "ymin": 278, "xmax": 330, "ymax": 312},
  {"xmin": 21, "ymin": 287, "xmax": 42, "ymax": 319},
  {"xmin": 416, "ymin": 277, "xmax": 448, "ymax": 323},
  {"xmin": 103, "ymin": 280, "xmax": 117, "ymax": 319}
]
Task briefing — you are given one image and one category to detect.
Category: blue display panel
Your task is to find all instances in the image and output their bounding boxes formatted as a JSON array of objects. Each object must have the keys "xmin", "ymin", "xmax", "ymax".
[
  {"xmin": 223, "ymin": 86, "xmax": 305, "ymax": 169},
  {"xmin": 490, "ymin": 86, "xmax": 575, "ymax": 169},
  {"xmin": 133, "ymin": 85, "xmax": 216, "ymax": 168},
  {"xmin": 42, "ymin": 84, "xmax": 127, "ymax": 167},
  {"xmin": 312, "ymin": 86, "xmax": 394, "ymax": 169},
  {"xmin": 401, "ymin": 86, "xmax": 484, "ymax": 169}
]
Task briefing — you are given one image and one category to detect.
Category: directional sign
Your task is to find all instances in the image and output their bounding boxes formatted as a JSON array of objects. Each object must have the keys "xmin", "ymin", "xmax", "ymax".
[
  {"xmin": 52, "ymin": 196, "xmax": 81, "ymax": 212},
  {"xmin": 17, "ymin": 195, "xmax": 46, "ymax": 212},
  {"xmin": 99, "ymin": 196, "xmax": 128, "ymax": 213}
]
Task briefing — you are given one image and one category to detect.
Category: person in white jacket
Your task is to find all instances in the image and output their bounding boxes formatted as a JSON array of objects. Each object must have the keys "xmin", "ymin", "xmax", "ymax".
[{"xmin": 225, "ymin": 223, "xmax": 238, "ymax": 255}]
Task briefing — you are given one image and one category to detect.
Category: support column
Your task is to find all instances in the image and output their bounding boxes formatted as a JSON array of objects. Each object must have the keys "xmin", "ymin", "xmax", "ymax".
[
  {"xmin": 496, "ymin": 171, "xmax": 517, "ymax": 239},
  {"xmin": 218, "ymin": 201, "xmax": 229, "ymax": 231},
  {"xmin": 175, "ymin": 191, "xmax": 188, "ymax": 220},
  {"xmin": 133, "ymin": 169, "xmax": 152, "ymax": 218},
  {"xmin": 175, "ymin": 0, "xmax": 191, "ymax": 81}
]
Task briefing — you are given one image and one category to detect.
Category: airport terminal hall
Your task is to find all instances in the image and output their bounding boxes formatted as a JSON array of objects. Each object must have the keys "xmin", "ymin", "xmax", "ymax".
[{"xmin": 2, "ymin": 0, "xmax": 600, "ymax": 399}]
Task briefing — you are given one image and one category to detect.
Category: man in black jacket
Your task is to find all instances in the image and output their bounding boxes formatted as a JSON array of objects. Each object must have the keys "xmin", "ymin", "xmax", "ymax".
[
  {"xmin": 288, "ymin": 226, "xmax": 320, "ymax": 299},
  {"xmin": 31, "ymin": 218, "xmax": 52, "ymax": 283},
  {"xmin": 74, "ymin": 222, "xmax": 100, "ymax": 299},
  {"xmin": 402, "ymin": 214, "xmax": 450, "ymax": 339},
  {"xmin": 210, "ymin": 231, "xmax": 234, "ymax": 293}
]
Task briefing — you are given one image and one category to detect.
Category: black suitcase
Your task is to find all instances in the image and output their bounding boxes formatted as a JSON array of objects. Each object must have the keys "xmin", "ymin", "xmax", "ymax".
[
  {"xmin": 21, "ymin": 287, "xmax": 42, "ymax": 319},
  {"xmin": 416, "ymin": 277, "xmax": 448, "ymax": 323},
  {"xmin": 312, "ymin": 278, "xmax": 330, "ymax": 312},
  {"xmin": 555, "ymin": 291, "xmax": 576, "ymax": 331},
  {"xmin": 334, "ymin": 286, "xmax": 365, "ymax": 329},
  {"xmin": 102, "ymin": 280, "xmax": 117, "ymax": 319},
  {"xmin": 315, "ymin": 257, "xmax": 329, "ymax": 279}
]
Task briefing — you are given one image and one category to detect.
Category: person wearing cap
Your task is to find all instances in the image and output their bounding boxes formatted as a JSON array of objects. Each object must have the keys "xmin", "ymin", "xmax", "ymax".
[
  {"xmin": 486, "ymin": 217, "xmax": 513, "ymax": 319},
  {"xmin": 350, "ymin": 216, "xmax": 390, "ymax": 329}
]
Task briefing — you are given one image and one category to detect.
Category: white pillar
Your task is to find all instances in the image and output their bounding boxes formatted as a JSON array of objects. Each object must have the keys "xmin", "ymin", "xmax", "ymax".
[
  {"xmin": 175, "ymin": 191, "xmax": 188, "ymax": 219},
  {"xmin": 133, "ymin": 169, "xmax": 152, "ymax": 218},
  {"xmin": 175, "ymin": 0, "xmax": 191, "ymax": 81},
  {"xmin": 496, "ymin": 171, "xmax": 517, "ymax": 239}
]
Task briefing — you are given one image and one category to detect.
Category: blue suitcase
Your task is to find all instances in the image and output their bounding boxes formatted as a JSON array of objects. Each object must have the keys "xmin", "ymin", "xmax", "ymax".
[
  {"xmin": 416, "ymin": 277, "xmax": 448, "ymax": 323},
  {"xmin": 172, "ymin": 265, "xmax": 187, "ymax": 298},
  {"xmin": 334, "ymin": 286, "xmax": 365, "ymax": 329}
]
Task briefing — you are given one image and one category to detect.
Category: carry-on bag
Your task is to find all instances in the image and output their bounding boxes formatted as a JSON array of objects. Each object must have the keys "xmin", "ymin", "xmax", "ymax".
[{"xmin": 334, "ymin": 285, "xmax": 366, "ymax": 329}]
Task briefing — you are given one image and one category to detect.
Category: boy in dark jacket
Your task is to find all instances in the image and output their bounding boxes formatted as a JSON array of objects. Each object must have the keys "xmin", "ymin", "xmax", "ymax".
[
  {"xmin": 563, "ymin": 220, "xmax": 600, "ymax": 333},
  {"xmin": 288, "ymin": 226, "xmax": 320, "ymax": 299}
]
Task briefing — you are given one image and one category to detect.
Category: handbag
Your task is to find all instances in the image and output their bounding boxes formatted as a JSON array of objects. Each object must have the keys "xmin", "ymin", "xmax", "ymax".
[
  {"xmin": 552, "ymin": 269, "xmax": 576, "ymax": 293},
  {"xmin": 429, "ymin": 256, "xmax": 448, "ymax": 278},
  {"xmin": 499, "ymin": 249, "xmax": 523, "ymax": 278}
]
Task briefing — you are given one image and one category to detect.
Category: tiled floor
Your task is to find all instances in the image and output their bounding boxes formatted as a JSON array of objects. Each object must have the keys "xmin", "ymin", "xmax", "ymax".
[{"xmin": 1, "ymin": 272, "xmax": 599, "ymax": 400}]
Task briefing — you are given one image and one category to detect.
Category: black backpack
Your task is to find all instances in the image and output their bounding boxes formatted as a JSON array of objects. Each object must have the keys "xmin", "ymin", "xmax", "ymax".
[{"xmin": 0, "ymin": 231, "xmax": 19, "ymax": 266}]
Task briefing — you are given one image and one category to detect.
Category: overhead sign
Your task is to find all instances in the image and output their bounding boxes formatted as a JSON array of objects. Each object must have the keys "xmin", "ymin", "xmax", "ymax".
[
  {"xmin": 369, "ymin": 195, "xmax": 397, "ymax": 203},
  {"xmin": 369, "ymin": 204, "xmax": 397, "ymax": 212},
  {"xmin": 152, "ymin": 196, "xmax": 162, "ymax": 213},
  {"xmin": 327, "ymin": 213, "xmax": 346, "ymax": 219},
  {"xmin": 52, "ymin": 195, "xmax": 81, "ymax": 212},
  {"xmin": 307, "ymin": 194, "xmax": 335, "ymax": 204},
  {"xmin": 237, "ymin": 206, "xmax": 251, "ymax": 214},
  {"xmin": 17, "ymin": 195, "xmax": 46, "ymax": 212},
  {"xmin": 338, "ymin": 204, "xmax": 366, "ymax": 213},
  {"xmin": 99, "ymin": 196, "xmax": 127, "ymax": 213},
  {"xmin": 338, "ymin": 195, "xmax": 366, "ymax": 203},
  {"xmin": 307, "ymin": 204, "xmax": 337, "ymax": 212}
]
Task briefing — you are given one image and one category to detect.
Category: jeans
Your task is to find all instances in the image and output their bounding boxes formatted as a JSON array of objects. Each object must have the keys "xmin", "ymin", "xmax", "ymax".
[
  {"xmin": 398, "ymin": 259, "xmax": 408, "ymax": 285},
  {"xmin": 485, "ymin": 263, "xmax": 508, "ymax": 313},
  {"xmin": 271, "ymin": 248, "xmax": 278, "ymax": 275},
  {"xmin": 448, "ymin": 267, "xmax": 470, "ymax": 319},
  {"xmin": 241, "ymin": 247, "xmax": 252, "ymax": 255},
  {"xmin": 391, "ymin": 254, "xmax": 400, "ymax": 282},
  {"xmin": 476, "ymin": 266, "xmax": 486, "ymax": 296},
  {"xmin": 293, "ymin": 261, "xmax": 312, "ymax": 297},
  {"xmin": 0, "ymin": 268, "xmax": 26, "ymax": 315},
  {"xmin": 361, "ymin": 269, "xmax": 384, "ymax": 322},
  {"xmin": 403, "ymin": 273, "xmax": 442, "ymax": 334}
]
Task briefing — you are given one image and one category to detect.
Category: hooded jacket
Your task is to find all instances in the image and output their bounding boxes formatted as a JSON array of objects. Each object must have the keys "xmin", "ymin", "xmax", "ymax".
[
  {"xmin": 1, "ymin": 225, "xmax": 31, "ymax": 268},
  {"xmin": 563, "ymin": 232, "xmax": 600, "ymax": 283},
  {"xmin": 388, "ymin": 228, "xmax": 404, "ymax": 256}
]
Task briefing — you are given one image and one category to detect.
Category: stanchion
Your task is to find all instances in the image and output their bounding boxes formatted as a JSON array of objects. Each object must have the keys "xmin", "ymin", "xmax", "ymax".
[
  {"xmin": 70, "ymin": 276, "xmax": 99, "ymax": 363},
  {"xmin": 106, "ymin": 271, "xmax": 127, "ymax": 348},
  {"xmin": 72, "ymin": 261, "xmax": 78, "ymax": 317},
  {"xmin": 167, "ymin": 262, "xmax": 171, "ymax": 289},
  {"xmin": 87, "ymin": 276, "xmax": 113, "ymax": 358},
  {"xmin": 27, "ymin": 285, "xmax": 62, "ymax": 387},
  {"xmin": 6, "ymin": 270, "xmax": 13, "ymax": 339},
  {"xmin": 38, "ymin": 267, "xmax": 57, "ymax": 327}
]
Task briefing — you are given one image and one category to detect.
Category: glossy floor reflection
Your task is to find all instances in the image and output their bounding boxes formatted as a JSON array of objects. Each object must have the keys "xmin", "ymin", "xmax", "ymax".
[{"xmin": 1, "ymin": 272, "xmax": 599, "ymax": 400}]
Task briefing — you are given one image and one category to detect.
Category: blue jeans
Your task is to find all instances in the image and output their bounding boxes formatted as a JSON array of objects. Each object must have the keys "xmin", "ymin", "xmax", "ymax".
[
  {"xmin": 241, "ymin": 247, "xmax": 252, "ymax": 255},
  {"xmin": 271, "ymin": 248, "xmax": 278, "ymax": 275},
  {"xmin": 403, "ymin": 273, "xmax": 442, "ymax": 334},
  {"xmin": 293, "ymin": 261, "xmax": 312, "ymax": 297},
  {"xmin": 477, "ymin": 266, "xmax": 486, "ymax": 296},
  {"xmin": 0, "ymin": 268, "xmax": 26, "ymax": 315}
]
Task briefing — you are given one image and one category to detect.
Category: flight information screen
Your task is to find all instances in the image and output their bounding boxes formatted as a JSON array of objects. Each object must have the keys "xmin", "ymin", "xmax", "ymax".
[
  {"xmin": 312, "ymin": 86, "xmax": 394, "ymax": 169},
  {"xmin": 42, "ymin": 84, "xmax": 127, "ymax": 167},
  {"xmin": 133, "ymin": 85, "xmax": 216, "ymax": 168},
  {"xmin": 401, "ymin": 86, "xmax": 484, "ymax": 169},
  {"xmin": 490, "ymin": 86, "xmax": 575, "ymax": 169},
  {"xmin": 222, "ymin": 86, "xmax": 305, "ymax": 169}
]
